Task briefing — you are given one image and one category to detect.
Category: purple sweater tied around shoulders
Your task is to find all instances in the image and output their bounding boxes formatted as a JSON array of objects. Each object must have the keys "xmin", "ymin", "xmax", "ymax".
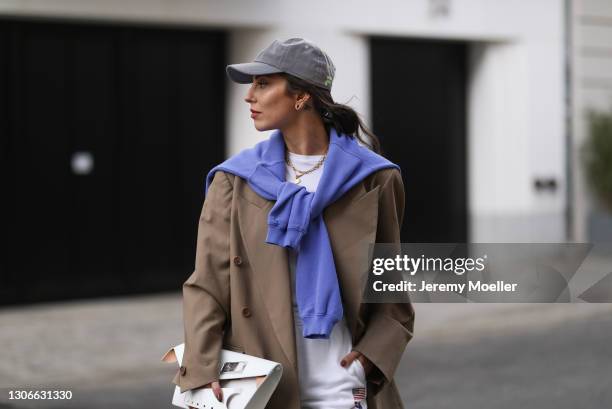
[{"xmin": 205, "ymin": 127, "xmax": 399, "ymax": 339}]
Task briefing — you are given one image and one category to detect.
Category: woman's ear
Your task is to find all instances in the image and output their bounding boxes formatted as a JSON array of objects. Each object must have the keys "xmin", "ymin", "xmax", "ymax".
[{"xmin": 296, "ymin": 92, "xmax": 311, "ymax": 107}]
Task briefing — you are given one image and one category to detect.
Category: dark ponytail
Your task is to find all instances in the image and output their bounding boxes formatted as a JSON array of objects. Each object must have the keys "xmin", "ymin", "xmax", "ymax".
[{"xmin": 282, "ymin": 73, "xmax": 383, "ymax": 155}]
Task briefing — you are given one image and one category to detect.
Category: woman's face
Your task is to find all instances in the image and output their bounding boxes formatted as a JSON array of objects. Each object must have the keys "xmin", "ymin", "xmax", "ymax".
[{"xmin": 244, "ymin": 74, "xmax": 299, "ymax": 131}]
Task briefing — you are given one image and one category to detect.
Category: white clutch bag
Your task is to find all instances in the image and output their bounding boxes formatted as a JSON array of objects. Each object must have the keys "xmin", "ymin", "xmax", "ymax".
[{"xmin": 161, "ymin": 343, "xmax": 283, "ymax": 409}]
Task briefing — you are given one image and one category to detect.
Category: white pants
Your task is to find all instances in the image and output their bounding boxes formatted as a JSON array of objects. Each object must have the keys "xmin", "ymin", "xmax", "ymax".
[{"xmin": 294, "ymin": 312, "xmax": 368, "ymax": 409}]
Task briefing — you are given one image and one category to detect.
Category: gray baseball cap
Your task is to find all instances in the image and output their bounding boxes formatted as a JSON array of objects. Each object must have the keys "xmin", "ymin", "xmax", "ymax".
[{"xmin": 226, "ymin": 37, "xmax": 336, "ymax": 91}]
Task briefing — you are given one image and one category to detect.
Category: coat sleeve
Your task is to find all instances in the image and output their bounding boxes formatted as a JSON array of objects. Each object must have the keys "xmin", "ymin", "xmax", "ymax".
[
  {"xmin": 172, "ymin": 171, "xmax": 233, "ymax": 393},
  {"xmin": 352, "ymin": 168, "xmax": 416, "ymax": 397}
]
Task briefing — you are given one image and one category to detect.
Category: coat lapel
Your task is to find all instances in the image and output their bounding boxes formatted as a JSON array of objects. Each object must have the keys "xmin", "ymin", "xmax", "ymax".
[{"xmin": 237, "ymin": 184, "xmax": 298, "ymax": 372}]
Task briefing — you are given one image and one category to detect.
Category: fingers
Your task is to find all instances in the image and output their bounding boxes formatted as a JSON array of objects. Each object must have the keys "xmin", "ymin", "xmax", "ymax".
[
  {"xmin": 340, "ymin": 350, "xmax": 361, "ymax": 367},
  {"xmin": 340, "ymin": 351, "xmax": 374, "ymax": 376},
  {"xmin": 212, "ymin": 380, "xmax": 223, "ymax": 402},
  {"xmin": 197, "ymin": 381, "xmax": 223, "ymax": 404},
  {"xmin": 357, "ymin": 354, "xmax": 373, "ymax": 374}
]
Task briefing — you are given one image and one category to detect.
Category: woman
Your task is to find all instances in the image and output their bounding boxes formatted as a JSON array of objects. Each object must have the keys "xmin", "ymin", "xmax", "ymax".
[{"xmin": 173, "ymin": 38, "xmax": 415, "ymax": 409}]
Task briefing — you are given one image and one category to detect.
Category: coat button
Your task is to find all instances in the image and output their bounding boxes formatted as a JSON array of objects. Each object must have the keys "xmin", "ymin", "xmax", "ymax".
[
  {"xmin": 242, "ymin": 307, "xmax": 251, "ymax": 317},
  {"xmin": 179, "ymin": 366, "xmax": 187, "ymax": 376},
  {"xmin": 233, "ymin": 256, "xmax": 243, "ymax": 266}
]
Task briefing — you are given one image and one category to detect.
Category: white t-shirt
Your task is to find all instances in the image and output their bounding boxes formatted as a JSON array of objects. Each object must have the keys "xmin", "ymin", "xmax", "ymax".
[{"xmin": 285, "ymin": 151, "xmax": 368, "ymax": 409}]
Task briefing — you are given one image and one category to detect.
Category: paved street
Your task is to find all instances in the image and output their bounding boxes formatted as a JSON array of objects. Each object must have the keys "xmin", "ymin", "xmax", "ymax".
[
  {"xmin": 397, "ymin": 303, "xmax": 612, "ymax": 409},
  {"xmin": 1, "ymin": 294, "xmax": 611, "ymax": 409}
]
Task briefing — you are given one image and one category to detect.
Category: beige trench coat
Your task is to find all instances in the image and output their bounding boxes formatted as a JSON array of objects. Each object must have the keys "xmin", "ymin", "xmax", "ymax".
[{"xmin": 172, "ymin": 166, "xmax": 415, "ymax": 409}]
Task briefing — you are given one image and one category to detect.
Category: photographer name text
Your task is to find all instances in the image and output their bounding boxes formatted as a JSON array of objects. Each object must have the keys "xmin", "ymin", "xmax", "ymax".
[{"xmin": 372, "ymin": 280, "xmax": 518, "ymax": 293}]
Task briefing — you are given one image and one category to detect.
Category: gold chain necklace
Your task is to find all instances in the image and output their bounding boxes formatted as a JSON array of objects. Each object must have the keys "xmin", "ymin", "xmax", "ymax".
[{"xmin": 285, "ymin": 149, "xmax": 327, "ymax": 184}]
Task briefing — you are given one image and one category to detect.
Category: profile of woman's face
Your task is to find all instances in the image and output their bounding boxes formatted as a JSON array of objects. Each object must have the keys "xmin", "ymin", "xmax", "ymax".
[{"xmin": 244, "ymin": 74, "xmax": 298, "ymax": 131}]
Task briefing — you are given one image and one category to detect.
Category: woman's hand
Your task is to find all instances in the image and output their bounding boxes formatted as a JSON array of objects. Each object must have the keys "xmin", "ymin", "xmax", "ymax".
[
  {"xmin": 340, "ymin": 350, "xmax": 374, "ymax": 376},
  {"xmin": 187, "ymin": 380, "xmax": 223, "ymax": 409}
]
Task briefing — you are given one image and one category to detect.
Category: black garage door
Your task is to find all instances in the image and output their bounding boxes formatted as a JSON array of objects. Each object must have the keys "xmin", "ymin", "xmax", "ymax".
[
  {"xmin": 0, "ymin": 19, "xmax": 226, "ymax": 305},
  {"xmin": 370, "ymin": 36, "xmax": 468, "ymax": 243}
]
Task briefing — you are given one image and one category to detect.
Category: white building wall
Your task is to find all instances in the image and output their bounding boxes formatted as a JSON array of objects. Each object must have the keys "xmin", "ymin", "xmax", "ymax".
[
  {"xmin": 467, "ymin": 42, "xmax": 535, "ymax": 241},
  {"xmin": 0, "ymin": 0, "xmax": 568, "ymax": 242}
]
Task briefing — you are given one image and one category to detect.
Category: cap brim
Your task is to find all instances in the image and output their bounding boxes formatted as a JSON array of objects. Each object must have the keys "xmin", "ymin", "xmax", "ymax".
[{"xmin": 226, "ymin": 62, "xmax": 284, "ymax": 84}]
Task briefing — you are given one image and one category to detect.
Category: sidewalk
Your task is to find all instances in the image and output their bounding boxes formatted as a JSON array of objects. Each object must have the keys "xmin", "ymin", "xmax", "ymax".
[{"xmin": 0, "ymin": 293, "xmax": 184, "ymax": 408}]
